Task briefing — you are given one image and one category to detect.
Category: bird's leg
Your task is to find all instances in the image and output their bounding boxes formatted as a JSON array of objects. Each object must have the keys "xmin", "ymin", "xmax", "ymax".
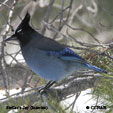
[
  {"xmin": 39, "ymin": 80, "xmax": 56, "ymax": 94},
  {"xmin": 44, "ymin": 80, "xmax": 56, "ymax": 89}
]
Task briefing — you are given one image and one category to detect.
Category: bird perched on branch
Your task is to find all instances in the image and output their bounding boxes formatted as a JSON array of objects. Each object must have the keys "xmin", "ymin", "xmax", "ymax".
[{"xmin": 5, "ymin": 12, "xmax": 107, "ymax": 92}]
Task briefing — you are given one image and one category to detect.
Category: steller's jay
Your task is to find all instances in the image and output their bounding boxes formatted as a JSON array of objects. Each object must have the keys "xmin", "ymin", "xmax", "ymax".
[{"xmin": 5, "ymin": 13, "xmax": 107, "ymax": 92}]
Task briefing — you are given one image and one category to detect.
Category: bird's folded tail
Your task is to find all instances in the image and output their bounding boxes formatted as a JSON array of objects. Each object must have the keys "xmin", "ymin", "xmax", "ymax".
[{"xmin": 86, "ymin": 63, "xmax": 107, "ymax": 73}]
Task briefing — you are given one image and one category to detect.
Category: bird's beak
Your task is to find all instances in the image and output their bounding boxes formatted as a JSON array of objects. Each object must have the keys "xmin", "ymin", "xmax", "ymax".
[{"xmin": 4, "ymin": 34, "xmax": 17, "ymax": 42}]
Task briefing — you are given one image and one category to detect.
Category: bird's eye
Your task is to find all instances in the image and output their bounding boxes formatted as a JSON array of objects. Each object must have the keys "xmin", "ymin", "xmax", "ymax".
[
  {"xmin": 16, "ymin": 29, "xmax": 23, "ymax": 35},
  {"xmin": 17, "ymin": 29, "xmax": 22, "ymax": 33}
]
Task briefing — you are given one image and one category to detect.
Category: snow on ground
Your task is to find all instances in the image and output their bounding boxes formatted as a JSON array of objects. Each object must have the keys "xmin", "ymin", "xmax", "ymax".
[
  {"xmin": 0, "ymin": 88, "xmax": 107, "ymax": 113},
  {"xmin": 62, "ymin": 89, "xmax": 107, "ymax": 113}
]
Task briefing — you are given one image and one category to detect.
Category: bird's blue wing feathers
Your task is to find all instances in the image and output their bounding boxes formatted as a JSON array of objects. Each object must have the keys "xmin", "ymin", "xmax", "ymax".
[
  {"xmin": 47, "ymin": 48, "xmax": 107, "ymax": 73},
  {"xmin": 48, "ymin": 48, "xmax": 86, "ymax": 63}
]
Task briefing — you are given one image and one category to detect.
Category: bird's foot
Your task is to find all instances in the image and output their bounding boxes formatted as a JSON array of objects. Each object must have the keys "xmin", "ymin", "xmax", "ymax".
[{"xmin": 38, "ymin": 80, "xmax": 55, "ymax": 95}]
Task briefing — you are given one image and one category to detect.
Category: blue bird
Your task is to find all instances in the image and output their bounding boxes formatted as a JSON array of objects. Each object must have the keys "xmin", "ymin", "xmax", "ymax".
[{"xmin": 5, "ymin": 13, "xmax": 107, "ymax": 91}]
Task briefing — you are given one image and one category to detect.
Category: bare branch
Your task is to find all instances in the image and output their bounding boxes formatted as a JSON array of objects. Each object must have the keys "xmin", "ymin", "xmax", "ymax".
[
  {"xmin": 0, "ymin": 73, "xmax": 103, "ymax": 106},
  {"xmin": 66, "ymin": 24, "xmax": 104, "ymax": 46},
  {"xmin": 41, "ymin": 0, "xmax": 55, "ymax": 34},
  {"xmin": 0, "ymin": 0, "xmax": 18, "ymax": 96}
]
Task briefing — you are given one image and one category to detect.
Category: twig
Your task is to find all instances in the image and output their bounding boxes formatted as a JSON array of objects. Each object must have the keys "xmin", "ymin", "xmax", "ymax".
[
  {"xmin": 41, "ymin": 0, "xmax": 55, "ymax": 34},
  {"xmin": 0, "ymin": 0, "xmax": 17, "ymax": 96},
  {"xmin": 6, "ymin": 51, "xmax": 21, "ymax": 65},
  {"xmin": 0, "ymin": 0, "xmax": 9, "ymax": 8},
  {"xmin": 21, "ymin": 70, "xmax": 31, "ymax": 94},
  {"xmin": 87, "ymin": 0, "xmax": 98, "ymax": 16},
  {"xmin": 66, "ymin": 28, "xmax": 106, "ymax": 48},
  {"xmin": 67, "ymin": 45, "xmax": 113, "ymax": 60},
  {"xmin": 68, "ymin": 4, "xmax": 83, "ymax": 25},
  {"xmin": 53, "ymin": 0, "xmax": 73, "ymax": 39},
  {"xmin": 0, "ymin": 73, "xmax": 103, "ymax": 105},
  {"xmin": 9, "ymin": 50, "xmax": 21, "ymax": 65},
  {"xmin": 50, "ymin": 6, "xmax": 70, "ymax": 24},
  {"xmin": 59, "ymin": 0, "xmax": 65, "ymax": 26},
  {"xmin": 43, "ymin": 21, "xmax": 68, "ymax": 39},
  {"xmin": 71, "ymin": 92, "xmax": 81, "ymax": 112},
  {"xmin": 66, "ymin": 24, "xmax": 104, "ymax": 47}
]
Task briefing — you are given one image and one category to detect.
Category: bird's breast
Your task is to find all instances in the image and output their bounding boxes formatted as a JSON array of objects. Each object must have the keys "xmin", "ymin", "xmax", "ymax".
[{"xmin": 21, "ymin": 45, "xmax": 75, "ymax": 81}]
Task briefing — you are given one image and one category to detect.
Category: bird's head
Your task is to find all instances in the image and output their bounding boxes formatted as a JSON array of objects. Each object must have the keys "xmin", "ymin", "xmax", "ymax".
[{"xmin": 4, "ymin": 12, "xmax": 33, "ymax": 47}]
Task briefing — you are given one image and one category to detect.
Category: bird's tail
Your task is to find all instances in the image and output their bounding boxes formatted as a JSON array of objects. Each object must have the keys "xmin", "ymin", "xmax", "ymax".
[{"xmin": 86, "ymin": 63, "xmax": 107, "ymax": 73}]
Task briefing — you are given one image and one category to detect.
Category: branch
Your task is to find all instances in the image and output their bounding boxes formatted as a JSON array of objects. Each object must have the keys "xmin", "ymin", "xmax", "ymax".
[
  {"xmin": 41, "ymin": 0, "xmax": 55, "ymax": 34},
  {"xmin": 0, "ymin": 0, "xmax": 17, "ymax": 95},
  {"xmin": 0, "ymin": 73, "xmax": 103, "ymax": 106},
  {"xmin": 66, "ymin": 24, "xmax": 103, "ymax": 46}
]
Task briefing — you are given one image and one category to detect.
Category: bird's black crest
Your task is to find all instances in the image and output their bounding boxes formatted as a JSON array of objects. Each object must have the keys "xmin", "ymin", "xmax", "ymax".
[
  {"xmin": 16, "ymin": 12, "xmax": 30, "ymax": 33},
  {"xmin": 21, "ymin": 12, "xmax": 30, "ymax": 26}
]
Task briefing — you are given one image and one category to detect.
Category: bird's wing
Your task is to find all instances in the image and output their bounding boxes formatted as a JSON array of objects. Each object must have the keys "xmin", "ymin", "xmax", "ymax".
[
  {"xmin": 47, "ymin": 48, "xmax": 86, "ymax": 63},
  {"xmin": 34, "ymin": 36, "xmax": 86, "ymax": 63}
]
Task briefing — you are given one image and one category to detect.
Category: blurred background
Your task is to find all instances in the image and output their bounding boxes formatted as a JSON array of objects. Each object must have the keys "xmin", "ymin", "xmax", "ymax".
[{"xmin": 0, "ymin": 0, "xmax": 113, "ymax": 113}]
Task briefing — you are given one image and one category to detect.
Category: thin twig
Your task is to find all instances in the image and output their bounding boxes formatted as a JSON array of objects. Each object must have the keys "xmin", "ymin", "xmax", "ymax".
[
  {"xmin": 21, "ymin": 70, "xmax": 31, "ymax": 94},
  {"xmin": 41, "ymin": 0, "xmax": 55, "ymax": 34},
  {"xmin": 66, "ymin": 24, "xmax": 105, "ymax": 47},
  {"xmin": 0, "ymin": 0, "xmax": 9, "ymax": 8},
  {"xmin": 71, "ymin": 92, "xmax": 81, "ymax": 112},
  {"xmin": 0, "ymin": 0, "xmax": 18, "ymax": 96},
  {"xmin": 53, "ymin": 0, "xmax": 73, "ymax": 39},
  {"xmin": 67, "ymin": 45, "xmax": 113, "ymax": 60}
]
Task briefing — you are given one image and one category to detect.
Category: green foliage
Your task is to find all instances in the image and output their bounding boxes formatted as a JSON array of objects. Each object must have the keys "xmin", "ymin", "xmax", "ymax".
[
  {"xmin": 0, "ymin": 90, "xmax": 67, "ymax": 113},
  {"xmin": 92, "ymin": 66, "xmax": 113, "ymax": 113}
]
